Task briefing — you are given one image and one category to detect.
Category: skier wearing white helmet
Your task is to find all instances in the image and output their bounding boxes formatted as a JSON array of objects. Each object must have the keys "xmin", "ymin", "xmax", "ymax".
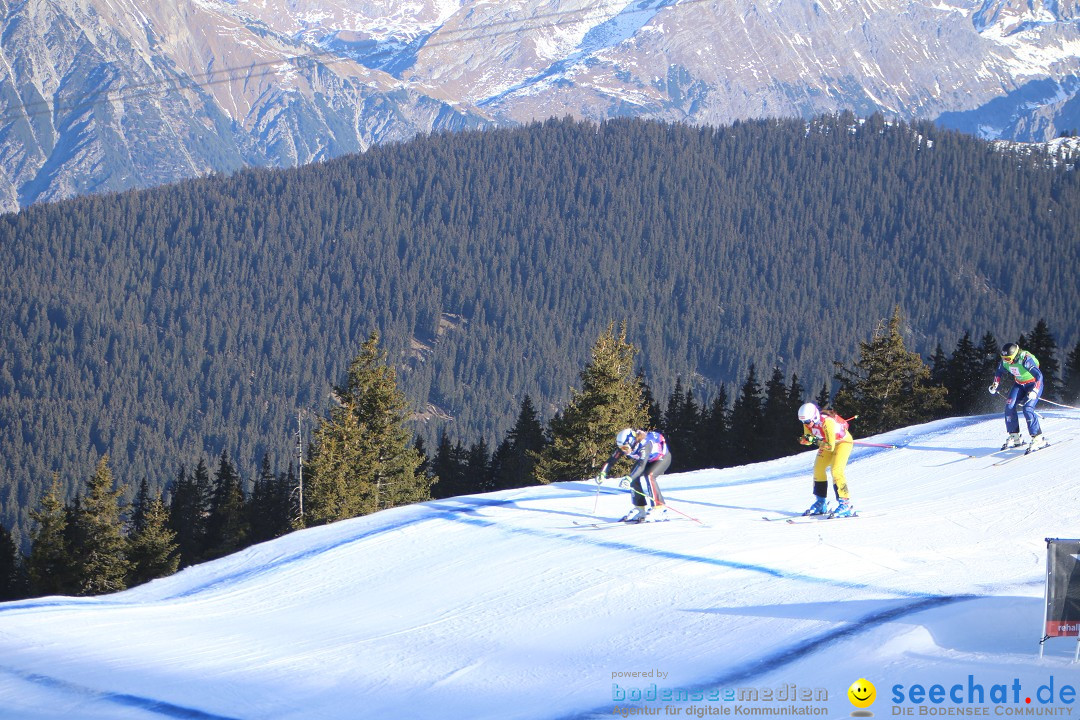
[
  {"xmin": 595, "ymin": 428, "xmax": 670, "ymax": 523},
  {"xmin": 797, "ymin": 402, "xmax": 856, "ymax": 518}
]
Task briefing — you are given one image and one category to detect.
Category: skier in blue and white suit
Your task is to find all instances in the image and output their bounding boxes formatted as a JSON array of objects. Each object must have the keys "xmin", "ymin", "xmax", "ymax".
[
  {"xmin": 596, "ymin": 428, "xmax": 670, "ymax": 522},
  {"xmin": 989, "ymin": 342, "xmax": 1047, "ymax": 452}
]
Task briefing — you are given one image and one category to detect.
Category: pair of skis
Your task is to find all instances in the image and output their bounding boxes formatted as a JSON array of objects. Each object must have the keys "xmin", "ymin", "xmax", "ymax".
[
  {"xmin": 992, "ymin": 436, "xmax": 1069, "ymax": 466},
  {"xmin": 570, "ymin": 516, "xmax": 676, "ymax": 529},
  {"xmin": 761, "ymin": 512, "xmax": 863, "ymax": 525},
  {"xmin": 569, "ymin": 503, "xmax": 709, "ymax": 529},
  {"xmin": 927, "ymin": 437, "xmax": 1065, "ymax": 468}
]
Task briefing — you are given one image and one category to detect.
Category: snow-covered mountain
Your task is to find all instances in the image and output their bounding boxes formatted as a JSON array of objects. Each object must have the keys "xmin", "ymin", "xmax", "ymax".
[
  {"xmin": 2, "ymin": 0, "xmax": 1080, "ymax": 213},
  {"xmin": 0, "ymin": 0, "xmax": 488, "ymax": 212},
  {"xmin": 2, "ymin": 411, "xmax": 1080, "ymax": 719}
]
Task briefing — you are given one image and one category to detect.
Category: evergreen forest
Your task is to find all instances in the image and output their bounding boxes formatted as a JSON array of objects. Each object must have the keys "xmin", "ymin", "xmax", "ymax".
[{"xmin": 1, "ymin": 113, "xmax": 1079, "ymax": 559}]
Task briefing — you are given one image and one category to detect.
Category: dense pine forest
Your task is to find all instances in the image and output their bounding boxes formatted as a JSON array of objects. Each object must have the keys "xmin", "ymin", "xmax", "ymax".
[{"xmin": 1, "ymin": 113, "xmax": 1079, "ymax": 558}]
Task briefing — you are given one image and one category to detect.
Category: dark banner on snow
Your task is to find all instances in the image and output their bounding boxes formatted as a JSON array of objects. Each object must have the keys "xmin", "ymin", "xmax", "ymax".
[{"xmin": 1045, "ymin": 539, "xmax": 1080, "ymax": 637}]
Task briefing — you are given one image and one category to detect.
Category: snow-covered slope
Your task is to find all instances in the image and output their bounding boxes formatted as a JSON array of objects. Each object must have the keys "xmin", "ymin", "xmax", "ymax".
[{"xmin": 2, "ymin": 411, "xmax": 1080, "ymax": 719}]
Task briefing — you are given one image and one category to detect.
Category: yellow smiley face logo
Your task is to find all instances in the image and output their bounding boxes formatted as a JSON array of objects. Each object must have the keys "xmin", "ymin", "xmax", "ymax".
[{"xmin": 848, "ymin": 679, "xmax": 876, "ymax": 708}]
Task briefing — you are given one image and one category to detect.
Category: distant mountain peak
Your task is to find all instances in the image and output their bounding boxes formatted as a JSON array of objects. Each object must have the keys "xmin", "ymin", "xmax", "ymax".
[{"xmin": 2, "ymin": 0, "xmax": 1079, "ymax": 211}]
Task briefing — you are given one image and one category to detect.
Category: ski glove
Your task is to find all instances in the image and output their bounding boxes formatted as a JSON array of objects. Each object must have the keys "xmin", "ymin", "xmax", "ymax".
[
  {"xmin": 1028, "ymin": 390, "xmax": 1038, "ymax": 401},
  {"xmin": 798, "ymin": 434, "xmax": 815, "ymax": 446},
  {"xmin": 595, "ymin": 470, "xmax": 607, "ymax": 485},
  {"xmin": 988, "ymin": 382, "xmax": 999, "ymax": 395},
  {"xmin": 617, "ymin": 476, "xmax": 631, "ymax": 489}
]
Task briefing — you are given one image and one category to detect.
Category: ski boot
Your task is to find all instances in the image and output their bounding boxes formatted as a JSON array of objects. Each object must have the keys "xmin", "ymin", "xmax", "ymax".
[
  {"xmin": 802, "ymin": 497, "xmax": 829, "ymax": 516},
  {"xmin": 620, "ymin": 506, "xmax": 649, "ymax": 523},
  {"xmin": 830, "ymin": 498, "xmax": 856, "ymax": 518},
  {"xmin": 1001, "ymin": 432, "xmax": 1023, "ymax": 450},
  {"xmin": 1027, "ymin": 434, "xmax": 1048, "ymax": 454}
]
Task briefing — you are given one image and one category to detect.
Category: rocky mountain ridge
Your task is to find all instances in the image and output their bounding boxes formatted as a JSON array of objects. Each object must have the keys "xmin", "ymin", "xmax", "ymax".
[{"xmin": 1, "ymin": 0, "xmax": 1078, "ymax": 212}]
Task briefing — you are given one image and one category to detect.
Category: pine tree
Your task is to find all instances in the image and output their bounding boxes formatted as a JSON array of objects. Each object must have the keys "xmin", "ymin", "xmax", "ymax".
[
  {"xmin": 534, "ymin": 323, "xmax": 649, "ymax": 483},
  {"xmin": 976, "ymin": 330, "xmax": 1007, "ymax": 414},
  {"xmin": 781, "ymin": 372, "xmax": 808, "ymax": 453},
  {"xmin": 167, "ymin": 462, "xmax": 210, "ymax": 567},
  {"xmin": 126, "ymin": 490, "xmax": 179, "ymax": 587},
  {"xmin": 814, "ymin": 382, "xmax": 831, "ymax": 410},
  {"xmin": 929, "ymin": 343, "xmax": 949, "ymax": 391},
  {"xmin": 284, "ymin": 464, "xmax": 302, "ymax": 532},
  {"xmin": 664, "ymin": 379, "xmax": 702, "ymax": 472},
  {"xmin": 247, "ymin": 456, "xmax": 275, "ymax": 544},
  {"xmin": 465, "ymin": 438, "xmax": 493, "ymax": 493},
  {"xmin": 664, "ymin": 379, "xmax": 687, "ymax": 445},
  {"xmin": 248, "ymin": 455, "xmax": 295, "ymax": 543},
  {"xmin": 414, "ymin": 436, "xmax": 432, "ymax": 481},
  {"xmin": 0, "ymin": 522, "xmax": 28, "ymax": 601},
  {"xmin": 430, "ymin": 431, "xmax": 464, "ymax": 500},
  {"xmin": 429, "ymin": 433, "xmax": 485, "ymax": 499},
  {"xmin": 760, "ymin": 367, "xmax": 801, "ymax": 459},
  {"xmin": 977, "ymin": 332, "xmax": 1001, "ymax": 388},
  {"xmin": 28, "ymin": 480, "xmax": 73, "ymax": 596},
  {"xmin": 833, "ymin": 307, "xmax": 949, "ymax": 436},
  {"xmin": 63, "ymin": 495, "xmax": 86, "ymax": 578},
  {"xmin": 130, "ymin": 478, "xmax": 155, "ymax": 535},
  {"xmin": 1064, "ymin": 342, "xmax": 1080, "ymax": 403},
  {"xmin": 491, "ymin": 395, "xmax": 546, "ymax": 491},
  {"xmin": 305, "ymin": 399, "xmax": 365, "ymax": 521},
  {"xmin": 204, "ymin": 450, "xmax": 247, "ymax": 560},
  {"xmin": 639, "ymin": 375, "xmax": 664, "ymax": 438},
  {"xmin": 679, "ymin": 388, "xmax": 703, "ymax": 469},
  {"xmin": 787, "ymin": 374, "xmax": 807, "ymax": 416},
  {"xmin": 696, "ymin": 387, "xmax": 731, "ymax": 469},
  {"xmin": 73, "ymin": 456, "xmax": 130, "ymax": 596},
  {"xmin": 1020, "ymin": 319, "xmax": 1060, "ymax": 400},
  {"xmin": 305, "ymin": 332, "xmax": 430, "ymax": 525},
  {"xmin": 944, "ymin": 332, "xmax": 987, "ymax": 416},
  {"xmin": 729, "ymin": 364, "xmax": 764, "ymax": 464}
]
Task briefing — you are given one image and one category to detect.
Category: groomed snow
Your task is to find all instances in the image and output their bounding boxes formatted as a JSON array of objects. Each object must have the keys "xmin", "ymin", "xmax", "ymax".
[{"xmin": 2, "ymin": 411, "xmax": 1080, "ymax": 719}]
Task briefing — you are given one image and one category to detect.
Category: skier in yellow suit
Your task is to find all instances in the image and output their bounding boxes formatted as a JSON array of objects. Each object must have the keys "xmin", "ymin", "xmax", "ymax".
[{"xmin": 797, "ymin": 402, "xmax": 856, "ymax": 517}]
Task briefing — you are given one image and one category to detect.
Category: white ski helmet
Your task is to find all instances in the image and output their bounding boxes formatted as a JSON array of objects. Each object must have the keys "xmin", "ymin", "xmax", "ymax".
[
  {"xmin": 797, "ymin": 402, "xmax": 821, "ymax": 424},
  {"xmin": 615, "ymin": 428, "xmax": 636, "ymax": 449}
]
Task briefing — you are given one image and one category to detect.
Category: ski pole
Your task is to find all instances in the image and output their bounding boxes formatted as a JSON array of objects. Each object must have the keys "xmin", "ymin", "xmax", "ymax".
[
  {"xmin": 995, "ymin": 387, "xmax": 1053, "ymax": 417},
  {"xmin": 1040, "ymin": 397, "xmax": 1080, "ymax": 411},
  {"xmin": 621, "ymin": 480, "xmax": 705, "ymax": 525},
  {"xmin": 838, "ymin": 415, "xmax": 899, "ymax": 448},
  {"xmin": 854, "ymin": 439, "xmax": 979, "ymax": 454},
  {"xmin": 805, "ymin": 435, "xmax": 898, "ymax": 450}
]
